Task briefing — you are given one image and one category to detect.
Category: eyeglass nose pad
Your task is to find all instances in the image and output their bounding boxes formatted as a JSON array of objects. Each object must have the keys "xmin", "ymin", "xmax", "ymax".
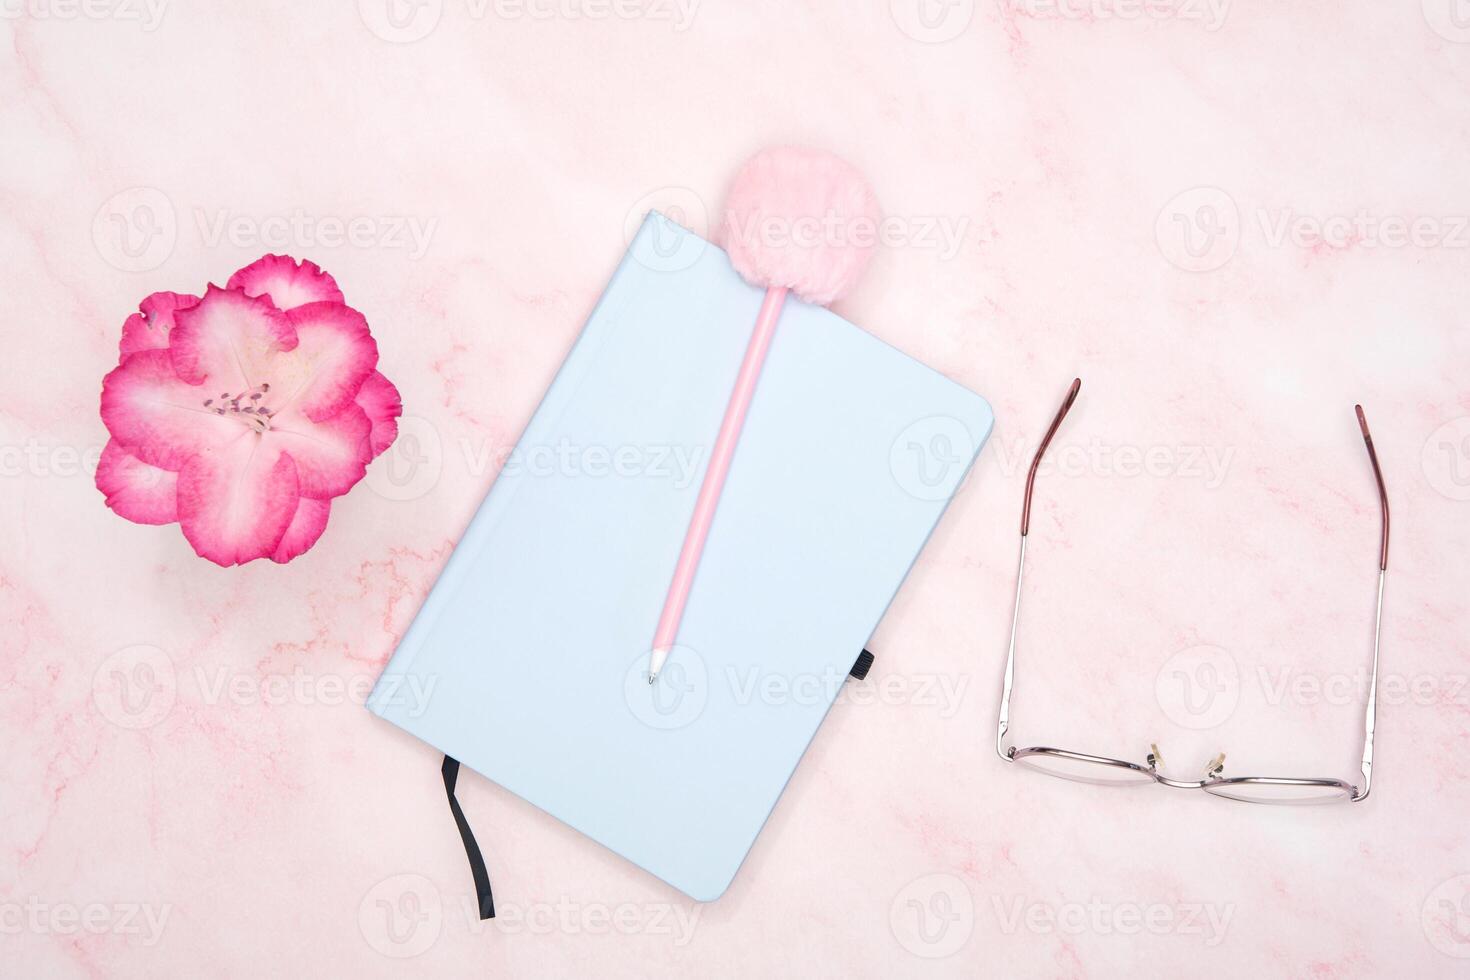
[
  {"xmin": 1204, "ymin": 752, "xmax": 1226, "ymax": 779},
  {"xmin": 1147, "ymin": 743, "xmax": 1165, "ymax": 772}
]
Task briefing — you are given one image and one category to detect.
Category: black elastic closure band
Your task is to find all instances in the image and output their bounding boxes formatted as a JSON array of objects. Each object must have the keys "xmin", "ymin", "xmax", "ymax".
[
  {"xmin": 849, "ymin": 648, "xmax": 875, "ymax": 680},
  {"xmin": 441, "ymin": 755, "xmax": 495, "ymax": 920}
]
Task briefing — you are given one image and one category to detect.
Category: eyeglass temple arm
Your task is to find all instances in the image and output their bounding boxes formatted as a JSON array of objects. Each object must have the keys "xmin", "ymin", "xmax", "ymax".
[
  {"xmin": 1354, "ymin": 404, "xmax": 1389, "ymax": 800},
  {"xmin": 999, "ymin": 378, "xmax": 1082, "ymax": 759},
  {"xmin": 1021, "ymin": 378, "xmax": 1081, "ymax": 537},
  {"xmin": 1357, "ymin": 405, "xmax": 1389, "ymax": 573}
]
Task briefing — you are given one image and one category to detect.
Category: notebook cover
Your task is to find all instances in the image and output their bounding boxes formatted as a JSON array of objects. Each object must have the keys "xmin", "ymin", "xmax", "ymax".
[{"xmin": 368, "ymin": 213, "xmax": 994, "ymax": 901}]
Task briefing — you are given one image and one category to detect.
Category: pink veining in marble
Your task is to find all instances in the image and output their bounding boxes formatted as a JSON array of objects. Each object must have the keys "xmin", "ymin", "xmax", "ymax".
[{"xmin": 3, "ymin": 2, "xmax": 1469, "ymax": 977}]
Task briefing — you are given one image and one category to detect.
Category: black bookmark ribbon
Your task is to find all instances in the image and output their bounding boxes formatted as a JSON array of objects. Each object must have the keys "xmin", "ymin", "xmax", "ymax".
[
  {"xmin": 437, "ymin": 649, "xmax": 874, "ymax": 920},
  {"xmin": 441, "ymin": 755, "xmax": 495, "ymax": 920}
]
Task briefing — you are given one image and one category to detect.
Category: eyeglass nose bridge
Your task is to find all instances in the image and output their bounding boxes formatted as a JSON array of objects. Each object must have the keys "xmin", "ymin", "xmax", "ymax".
[{"xmin": 1147, "ymin": 744, "xmax": 1227, "ymax": 789}]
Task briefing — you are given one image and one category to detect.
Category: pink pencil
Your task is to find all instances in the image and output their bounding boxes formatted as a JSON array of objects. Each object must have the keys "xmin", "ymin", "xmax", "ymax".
[{"xmin": 649, "ymin": 147, "xmax": 879, "ymax": 682}]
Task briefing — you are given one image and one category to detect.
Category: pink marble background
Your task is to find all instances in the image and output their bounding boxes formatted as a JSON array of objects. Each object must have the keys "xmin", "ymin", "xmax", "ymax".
[{"xmin": 4, "ymin": 1, "xmax": 1470, "ymax": 976}]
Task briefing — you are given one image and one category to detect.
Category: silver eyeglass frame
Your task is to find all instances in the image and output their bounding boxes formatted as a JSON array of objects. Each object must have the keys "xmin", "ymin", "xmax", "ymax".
[{"xmin": 995, "ymin": 378, "xmax": 1390, "ymax": 805}]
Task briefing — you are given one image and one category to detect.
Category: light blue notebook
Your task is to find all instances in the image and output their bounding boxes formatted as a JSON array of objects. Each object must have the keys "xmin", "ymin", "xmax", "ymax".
[{"xmin": 368, "ymin": 213, "xmax": 993, "ymax": 901}]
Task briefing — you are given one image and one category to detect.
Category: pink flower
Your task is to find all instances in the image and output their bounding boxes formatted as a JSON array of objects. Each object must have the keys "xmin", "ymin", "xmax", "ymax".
[{"xmin": 97, "ymin": 255, "xmax": 401, "ymax": 565}]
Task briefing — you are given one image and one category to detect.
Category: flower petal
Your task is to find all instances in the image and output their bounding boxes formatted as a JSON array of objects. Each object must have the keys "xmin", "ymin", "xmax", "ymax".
[
  {"xmin": 176, "ymin": 435, "xmax": 300, "ymax": 566},
  {"xmin": 268, "ymin": 302, "xmax": 378, "ymax": 422},
  {"xmin": 100, "ymin": 349, "xmax": 245, "ymax": 471},
  {"xmin": 269, "ymin": 402, "xmax": 373, "ymax": 499},
  {"xmin": 227, "ymin": 254, "xmax": 344, "ymax": 310},
  {"xmin": 169, "ymin": 285, "xmax": 298, "ymax": 390},
  {"xmin": 354, "ymin": 370, "xmax": 402, "ymax": 458},
  {"xmin": 271, "ymin": 496, "xmax": 331, "ymax": 563},
  {"xmin": 95, "ymin": 439, "xmax": 178, "ymax": 525},
  {"xmin": 119, "ymin": 292, "xmax": 199, "ymax": 359}
]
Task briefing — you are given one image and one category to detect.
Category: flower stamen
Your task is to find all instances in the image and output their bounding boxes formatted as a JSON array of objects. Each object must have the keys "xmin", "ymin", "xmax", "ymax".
[{"xmin": 203, "ymin": 384, "xmax": 275, "ymax": 431}]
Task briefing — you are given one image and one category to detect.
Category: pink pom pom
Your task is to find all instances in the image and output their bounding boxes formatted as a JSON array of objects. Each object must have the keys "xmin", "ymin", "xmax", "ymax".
[{"xmin": 721, "ymin": 146, "xmax": 880, "ymax": 306}]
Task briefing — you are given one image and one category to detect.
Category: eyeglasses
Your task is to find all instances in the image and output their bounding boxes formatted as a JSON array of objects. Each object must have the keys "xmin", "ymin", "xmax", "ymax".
[{"xmin": 995, "ymin": 379, "xmax": 1390, "ymax": 804}]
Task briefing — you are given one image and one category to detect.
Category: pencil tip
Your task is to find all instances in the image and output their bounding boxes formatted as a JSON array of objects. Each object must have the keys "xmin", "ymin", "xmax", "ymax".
[{"xmin": 647, "ymin": 672, "xmax": 657, "ymax": 685}]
